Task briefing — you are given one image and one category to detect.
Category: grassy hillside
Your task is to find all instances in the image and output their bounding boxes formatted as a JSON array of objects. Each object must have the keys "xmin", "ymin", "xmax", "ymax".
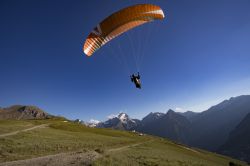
[
  {"xmin": 0, "ymin": 120, "xmax": 35, "ymax": 134},
  {"xmin": 0, "ymin": 119, "xmax": 247, "ymax": 166}
]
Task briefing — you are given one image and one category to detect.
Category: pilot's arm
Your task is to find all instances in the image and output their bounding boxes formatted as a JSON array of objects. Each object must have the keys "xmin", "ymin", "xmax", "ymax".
[{"xmin": 130, "ymin": 76, "xmax": 133, "ymax": 82}]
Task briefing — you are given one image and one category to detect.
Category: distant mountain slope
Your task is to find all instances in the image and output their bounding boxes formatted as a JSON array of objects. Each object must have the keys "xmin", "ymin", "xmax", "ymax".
[
  {"xmin": 219, "ymin": 113, "xmax": 250, "ymax": 163},
  {"xmin": 97, "ymin": 113, "xmax": 140, "ymax": 130},
  {"xmin": 0, "ymin": 105, "xmax": 51, "ymax": 120},
  {"xmin": 141, "ymin": 112, "xmax": 165, "ymax": 125},
  {"xmin": 179, "ymin": 111, "xmax": 198, "ymax": 121},
  {"xmin": 190, "ymin": 95, "xmax": 250, "ymax": 151},
  {"xmin": 138, "ymin": 110, "xmax": 192, "ymax": 144}
]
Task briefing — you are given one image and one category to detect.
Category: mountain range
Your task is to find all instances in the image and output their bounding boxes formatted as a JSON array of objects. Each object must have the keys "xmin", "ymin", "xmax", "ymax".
[
  {"xmin": 1, "ymin": 95, "xmax": 250, "ymax": 163},
  {"xmin": 90, "ymin": 95, "xmax": 250, "ymax": 163}
]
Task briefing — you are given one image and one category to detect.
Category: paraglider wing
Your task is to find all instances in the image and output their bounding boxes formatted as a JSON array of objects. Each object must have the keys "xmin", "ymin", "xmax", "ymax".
[{"xmin": 83, "ymin": 4, "xmax": 165, "ymax": 56}]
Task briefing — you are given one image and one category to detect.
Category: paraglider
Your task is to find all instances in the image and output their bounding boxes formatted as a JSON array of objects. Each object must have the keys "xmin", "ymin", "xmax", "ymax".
[{"xmin": 83, "ymin": 4, "xmax": 165, "ymax": 89}]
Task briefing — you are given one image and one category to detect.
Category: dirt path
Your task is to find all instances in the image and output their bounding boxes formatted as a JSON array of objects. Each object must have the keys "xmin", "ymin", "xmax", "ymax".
[
  {"xmin": 0, "ymin": 140, "xmax": 152, "ymax": 166},
  {"xmin": 108, "ymin": 140, "xmax": 153, "ymax": 153},
  {"xmin": 0, "ymin": 124, "xmax": 48, "ymax": 138},
  {"xmin": 176, "ymin": 144, "xmax": 201, "ymax": 154}
]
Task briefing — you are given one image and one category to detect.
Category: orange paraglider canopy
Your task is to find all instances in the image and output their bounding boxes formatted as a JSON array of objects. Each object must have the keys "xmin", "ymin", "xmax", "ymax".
[{"xmin": 83, "ymin": 4, "xmax": 165, "ymax": 56}]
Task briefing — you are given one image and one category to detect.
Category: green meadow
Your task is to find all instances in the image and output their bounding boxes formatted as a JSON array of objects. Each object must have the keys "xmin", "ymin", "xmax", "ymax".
[{"xmin": 0, "ymin": 119, "xmax": 247, "ymax": 166}]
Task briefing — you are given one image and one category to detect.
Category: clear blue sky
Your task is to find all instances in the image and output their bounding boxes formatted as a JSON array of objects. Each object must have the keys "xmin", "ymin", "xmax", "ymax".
[{"xmin": 1, "ymin": 0, "xmax": 250, "ymax": 121}]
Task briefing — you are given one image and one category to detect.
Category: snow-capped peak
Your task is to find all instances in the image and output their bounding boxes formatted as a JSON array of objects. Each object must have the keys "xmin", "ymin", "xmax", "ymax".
[
  {"xmin": 89, "ymin": 119, "xmax": 100, "ymax": 124},
  {"xmin": 94, "ymin": 112, "xmax": 140, "ymax": 131},
  {"xmin": 118, "ymin": 113, "xmax": 128, "ymax": 121},
  {"xmin": 85, "ymin": 119, "xmax": 100, "ymax": 128}
]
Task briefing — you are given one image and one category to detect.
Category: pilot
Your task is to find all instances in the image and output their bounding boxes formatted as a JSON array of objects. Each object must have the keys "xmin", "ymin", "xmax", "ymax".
[{"xmin": 130, "ymin": 72, "xmax": 141, "ymax": 89}]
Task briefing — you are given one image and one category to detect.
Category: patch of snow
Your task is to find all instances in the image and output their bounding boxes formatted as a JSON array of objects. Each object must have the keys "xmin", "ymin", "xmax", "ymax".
[
  {"xmin": 155, "ymin": 112, "xmax": 164, "ymax": 117},
  {"xmin": 130, "ymin": 119, "xmax": 135, "ymax": 123},
  {"xmin": 107, "ymin": 114, "xmax": 118, "ymax": 119},
  {"xmin": 89, "ymin": 119, "xmax": 100, "ymax": 124},
  {"xmin": 119, "ymin": 113, "xmax": 127, "ymax": 121},
  {"xmin": 85, "ymin": 119, "xmax": 101, "ymax": 128}
]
